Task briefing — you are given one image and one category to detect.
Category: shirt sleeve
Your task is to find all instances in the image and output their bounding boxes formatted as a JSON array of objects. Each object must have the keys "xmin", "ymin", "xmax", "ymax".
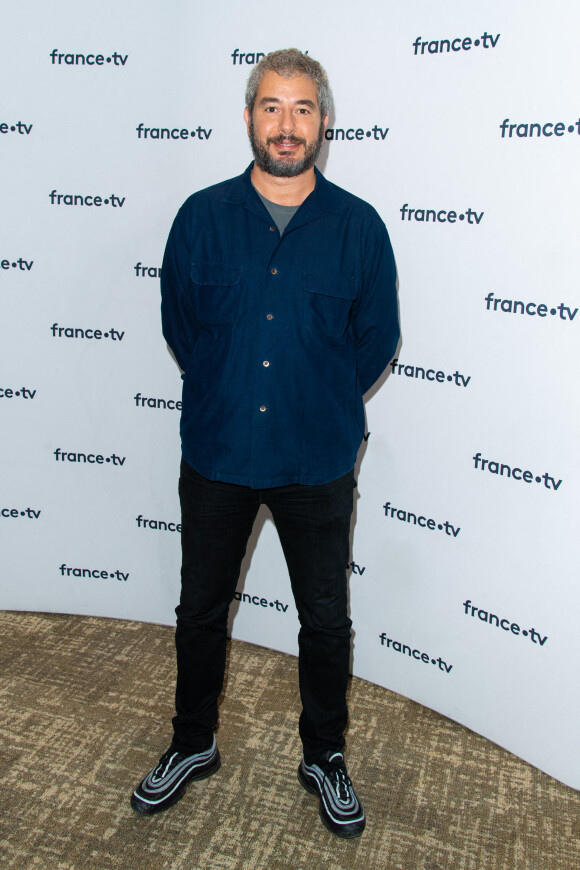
[
  {"xmin": 351, "ymin": 213, "xmax": 400, "ymax": 394},
  {"xmin": 160, "ymin": 201, "xmax": 200, "ymax": 373}
]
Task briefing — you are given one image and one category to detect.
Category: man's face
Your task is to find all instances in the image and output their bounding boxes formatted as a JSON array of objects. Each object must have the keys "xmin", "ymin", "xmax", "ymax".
[{"xmin": 244, "ymin": 71, "xmax": 328, "ymax": 178}]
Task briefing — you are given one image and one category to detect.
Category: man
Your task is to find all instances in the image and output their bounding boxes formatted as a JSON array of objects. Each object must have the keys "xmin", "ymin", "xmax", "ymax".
[{"xmin": 131, "ymin": 49, "xmax": 399, "ymax": 839}]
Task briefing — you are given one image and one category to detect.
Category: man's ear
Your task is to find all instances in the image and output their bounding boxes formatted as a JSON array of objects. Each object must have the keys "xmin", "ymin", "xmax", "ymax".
[{"xmin": 243, "ymin": 107, "xmax": 251, "ymax": 137}]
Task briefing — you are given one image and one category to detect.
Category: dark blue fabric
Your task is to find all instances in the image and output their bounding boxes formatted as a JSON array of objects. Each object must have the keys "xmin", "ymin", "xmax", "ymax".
[{"xmin": 161, "ymin": 163, "xmax": 399, "ymax": 488}]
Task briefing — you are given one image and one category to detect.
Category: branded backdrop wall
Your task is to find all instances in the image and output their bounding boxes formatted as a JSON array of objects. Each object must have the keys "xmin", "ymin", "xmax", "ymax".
[{"xmin": 2, "ymin": 0, "xmax": 579, "ymax": 789}]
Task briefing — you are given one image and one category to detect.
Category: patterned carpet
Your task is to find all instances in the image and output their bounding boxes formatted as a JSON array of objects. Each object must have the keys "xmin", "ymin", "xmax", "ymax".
[{"xmin": 0, "ymin": 610, "xmax": 577, "ymax": 869}]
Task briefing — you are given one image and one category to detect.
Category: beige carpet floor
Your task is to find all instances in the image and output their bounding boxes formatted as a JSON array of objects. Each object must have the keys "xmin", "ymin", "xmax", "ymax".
[{"xmin": 0, "ymin": 610, "xmax": 578, "ymax": 869}]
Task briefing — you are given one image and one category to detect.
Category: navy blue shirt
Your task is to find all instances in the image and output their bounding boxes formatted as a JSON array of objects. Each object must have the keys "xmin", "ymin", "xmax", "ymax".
[{"xmin": 161, "ymin": 164, "xmax": 399, "ymax": 488}]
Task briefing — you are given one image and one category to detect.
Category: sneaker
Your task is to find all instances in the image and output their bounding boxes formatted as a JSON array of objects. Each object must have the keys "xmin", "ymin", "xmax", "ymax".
[
  {"xmin": 131, "ymin": 737, "xmax": 221, "ymax": 815},
  {"xmin": 298, "ymin": 751, "xmax": 365, "ymax": 838}
]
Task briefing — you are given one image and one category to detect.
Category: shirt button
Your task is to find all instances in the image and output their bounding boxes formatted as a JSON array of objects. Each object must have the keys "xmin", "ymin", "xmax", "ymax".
[
  {"xmin": 266, "ymin": 313, "xmax": 274, "ymax": 321},
  {"xmin": 259, "ymin": 405, "xmax": 267, "ymax": 412},
  {"xmin": 263, "ymin": 360, "xmax": 270, "ymax": 367},
  {"xmin": 269, "ymin": 226, "xmax": 276, "ymax": 232},
  {"xmin": 270, "ymin": 268, "xmax": 278, "ymax": 275}
]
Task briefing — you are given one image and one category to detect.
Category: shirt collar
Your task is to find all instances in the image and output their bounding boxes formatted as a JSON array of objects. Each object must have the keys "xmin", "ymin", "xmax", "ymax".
[{"xmin": 222, "ymin": 163, "xmax": 343, "ymax": 221}]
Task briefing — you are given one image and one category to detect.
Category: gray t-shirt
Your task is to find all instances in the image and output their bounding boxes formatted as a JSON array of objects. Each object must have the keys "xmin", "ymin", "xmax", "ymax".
[{"xmin": 255, "ymin": 189, "xmax": 299, "ymax": 235}]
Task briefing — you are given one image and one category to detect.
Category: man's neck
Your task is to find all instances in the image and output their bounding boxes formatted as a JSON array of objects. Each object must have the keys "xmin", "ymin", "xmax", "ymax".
[{"xmin": 250, "ymin": 164, "xmax": 316, "ymax": 206}]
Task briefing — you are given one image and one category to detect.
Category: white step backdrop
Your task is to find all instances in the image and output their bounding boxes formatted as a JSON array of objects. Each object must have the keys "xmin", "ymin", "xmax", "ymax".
[{"xmin": 2, "ymin": 0, "xmax": 578, "ymax": 789}]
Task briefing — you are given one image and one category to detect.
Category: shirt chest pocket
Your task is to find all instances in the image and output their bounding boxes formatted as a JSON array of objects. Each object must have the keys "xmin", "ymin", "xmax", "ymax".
[
  {"xmin": 302, "ymin": 273, "xmax": 358, "ymax": 342},
  {"xmin": 190, "ymin": 262, "xmax": 243, "ymax": 325}
]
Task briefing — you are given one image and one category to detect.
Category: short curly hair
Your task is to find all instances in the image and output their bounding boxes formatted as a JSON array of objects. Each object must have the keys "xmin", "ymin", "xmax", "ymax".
[{"xmin": 245, "ymin": 48, "xmax": 332, "ymax": 118}]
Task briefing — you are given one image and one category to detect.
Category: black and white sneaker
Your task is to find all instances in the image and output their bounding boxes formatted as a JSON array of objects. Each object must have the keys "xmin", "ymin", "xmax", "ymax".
[
  {"xmin": 131, "ymin": 737, "xmax": 221, "ymax": 815},
  {"xmin": 298, "ymin": 751, "xmax": 366, "ymax": 838}
]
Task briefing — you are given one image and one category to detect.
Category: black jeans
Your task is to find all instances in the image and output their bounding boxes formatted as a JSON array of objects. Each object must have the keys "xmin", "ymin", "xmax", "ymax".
[{"xmin": 172, "ymin": 460, "xmax": 355, "ymax": 764}]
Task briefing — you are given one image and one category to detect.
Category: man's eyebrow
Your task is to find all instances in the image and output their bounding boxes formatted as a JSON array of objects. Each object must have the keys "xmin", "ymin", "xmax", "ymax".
[{"xmin": 258, "ymin": 96, "xmax": 317, "ymax": 109}]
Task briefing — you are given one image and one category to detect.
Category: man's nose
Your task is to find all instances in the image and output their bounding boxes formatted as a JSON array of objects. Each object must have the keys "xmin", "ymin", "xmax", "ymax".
[{"xmin": 278, "ymin": 108, "xmax": 294, "ymax": 134}]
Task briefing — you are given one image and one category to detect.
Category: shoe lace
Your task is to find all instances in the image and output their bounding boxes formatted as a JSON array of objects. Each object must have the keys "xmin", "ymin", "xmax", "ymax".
[
  {"xmin": 155, "ymin": 751, "xmax": 181, "ymax": 779},
  {"xmin": 320, "ymin": 753, "xmax": 351, "ymax": 802}
]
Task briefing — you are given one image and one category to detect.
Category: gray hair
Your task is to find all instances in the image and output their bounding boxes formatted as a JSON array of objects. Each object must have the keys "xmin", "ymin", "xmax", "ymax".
[{"xmin": 245, "ymin": 49, "xmax": 332, "ymax": 118}]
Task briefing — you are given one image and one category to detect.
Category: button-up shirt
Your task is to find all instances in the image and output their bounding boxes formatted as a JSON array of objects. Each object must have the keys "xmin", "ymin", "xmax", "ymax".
[{"xmin": 161, "ymin": 163, "xmax": 399, "ymax": 488}]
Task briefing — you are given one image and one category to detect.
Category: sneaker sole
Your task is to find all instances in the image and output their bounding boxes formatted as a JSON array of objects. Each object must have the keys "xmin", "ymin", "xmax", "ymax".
[
  {"xmin": 131, "ymin": 752, "xmax": 221, "ymax": 816},
  {"xmin": 298, "ymin": 764, "xmax": 365, "ymax": 840}
]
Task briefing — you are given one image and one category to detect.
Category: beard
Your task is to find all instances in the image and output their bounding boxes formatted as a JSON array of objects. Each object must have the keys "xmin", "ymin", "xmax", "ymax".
[{"xmin": 249, "ymin": 117, "xmax": 325, "ymax": 178}]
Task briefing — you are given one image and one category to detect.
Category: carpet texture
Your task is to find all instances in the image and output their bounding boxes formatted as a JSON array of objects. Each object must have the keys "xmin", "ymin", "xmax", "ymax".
[{"xmin": 0, "ymin": 611, "xmax": 577, "ymax": 869}]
